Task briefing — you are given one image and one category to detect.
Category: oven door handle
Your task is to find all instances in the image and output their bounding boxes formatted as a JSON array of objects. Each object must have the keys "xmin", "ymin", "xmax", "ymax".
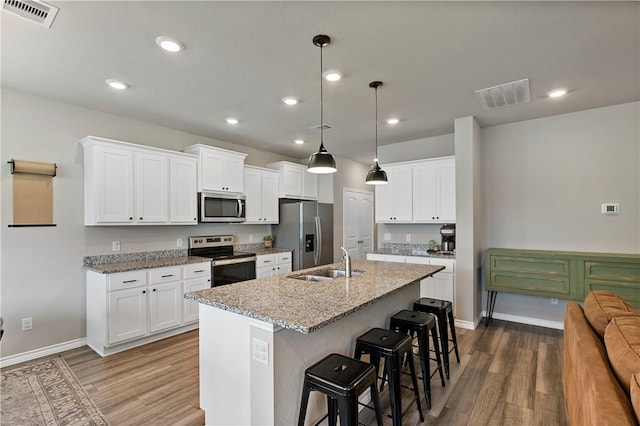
[
  {"xmin": 237, "ymin": 199, "xmax": 243, "ymax": 218},
  {"xmin": 213, "ymin": 256, "xmax": 257, "ymax": 266}
]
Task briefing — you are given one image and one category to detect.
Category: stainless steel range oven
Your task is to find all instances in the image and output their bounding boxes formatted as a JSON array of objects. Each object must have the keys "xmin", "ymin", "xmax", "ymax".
[{"xmin": 188, "ymin": 235, "xmax": 256, "ymax": 287}]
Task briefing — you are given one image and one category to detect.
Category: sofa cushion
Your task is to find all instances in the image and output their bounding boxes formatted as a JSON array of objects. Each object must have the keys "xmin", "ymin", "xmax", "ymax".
[
  {"xmin": 605, "ymin": 316, "xmax": 640, "ymax": 391},
  {"xmin": 631, "ymin": 373, "xmax": 640, "ymax": 424},
  {"xmin": 563, "ymin": 302, "xmax": 637, "ymax": 425},
  {"xmin": 584, "ymin": 290, "xmax": 640, "ymax": 338}
]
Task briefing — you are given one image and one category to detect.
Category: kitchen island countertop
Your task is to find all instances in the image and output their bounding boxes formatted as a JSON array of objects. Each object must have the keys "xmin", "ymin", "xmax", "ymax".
[{"xmin": 185, "ymin": 259, "xmax": 443, "ymax": 333}]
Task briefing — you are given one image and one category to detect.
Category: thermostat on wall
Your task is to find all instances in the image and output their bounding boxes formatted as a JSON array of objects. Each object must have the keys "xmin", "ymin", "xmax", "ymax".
[{"xmin": 601, "ymin": 203, "xmax": 619, "ymax": 215}]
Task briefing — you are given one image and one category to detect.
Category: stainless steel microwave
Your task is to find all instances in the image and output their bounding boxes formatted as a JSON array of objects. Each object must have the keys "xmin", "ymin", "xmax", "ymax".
[{"xmin": 199, "ymin": 192, "xmax": 246, "ymax": 223}]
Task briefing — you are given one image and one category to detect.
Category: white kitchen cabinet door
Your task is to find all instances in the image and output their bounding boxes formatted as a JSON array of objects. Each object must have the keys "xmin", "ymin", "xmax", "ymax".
[
  {"xmin": 95, "ymin": 145, "xmax": 135, "ymax": 223},
  {"xmin": 187, "ymin": 144, "xmax": 247, "ymax": 193},
  {"xmin": 275, "ymin": 252, "xmax": 292, "ymax": 275},
  {"xmin": 256, "ymin": 266, "xmax": 276, "ymax": 278},
  {"xmin": 413, "ymin": 157, "xmax": 455, "ymax": 223},
  {"xmin": 375, "ymin": 165, "xmax": 412, "ymax": 223},
  {"xmin": 149, "ymin": 281, "xmax": 182, "ymax": 333},
  {"xmin": 170, "ymin": 157, "xmax": 198, "ymax": 224},
  {"xmin": 262, "ymin": 171, "xmax": 279, "ymax": 222},
  {"xmin": 303, "ymin": 171, "xmax": 318, "ymax": 199},
  {"xmin": 244, "ymin": 168, "xmax": 263, "ymax": 223},
  {"xmin": 282, "ymin": 166, "xmax": 303, "ymax": 197},
  {"xmin": 183, "ymin": 276, "xmax": 210, "ymax": 324},
  {"xmin": 108, "ymin": 287, "xmax": 147, "ymax": 344},
  {"xmin": 244, "ymin": 167, "xmax": 279, "ymax": 224},
  {"xmin": 135, "ymin": 152, "xmax": 169, "ymax": 223}
]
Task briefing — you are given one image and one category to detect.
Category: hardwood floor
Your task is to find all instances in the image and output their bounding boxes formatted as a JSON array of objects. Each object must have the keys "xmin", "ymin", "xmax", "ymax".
[{"xmin": 60, "ymin": 319, "xmax": 566, "ymax": 426}]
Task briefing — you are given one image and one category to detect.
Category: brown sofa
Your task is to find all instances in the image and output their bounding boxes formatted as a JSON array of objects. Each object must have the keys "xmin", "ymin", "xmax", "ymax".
[{"xmin": 563, "ymin": 291, "xmax": 640, "ymax": 425}]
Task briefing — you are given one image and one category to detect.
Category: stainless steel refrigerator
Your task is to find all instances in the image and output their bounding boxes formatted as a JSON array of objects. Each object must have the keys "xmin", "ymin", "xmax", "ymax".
[{"xmin": 273, "ymin": 201, "xmax": 333, "ymax": 271}]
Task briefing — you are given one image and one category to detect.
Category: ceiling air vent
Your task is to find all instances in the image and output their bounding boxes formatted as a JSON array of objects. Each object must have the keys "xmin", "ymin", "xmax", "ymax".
[
  {"xmin": 2, "ymin": 0, "xmax": 59, "ymax": 28},
  {"xmin": 310, "ymin": 123, "xmax": 334, "ymax": 132},
  {"xmin": 475, "ymin": 78, "xmax": 531, "ymax": 110}
]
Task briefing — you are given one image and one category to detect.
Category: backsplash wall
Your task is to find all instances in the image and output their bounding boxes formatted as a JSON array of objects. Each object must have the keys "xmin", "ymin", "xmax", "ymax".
[{"xmin": 376, "ymin": 223, "xmax": 448, "ymax": 249}]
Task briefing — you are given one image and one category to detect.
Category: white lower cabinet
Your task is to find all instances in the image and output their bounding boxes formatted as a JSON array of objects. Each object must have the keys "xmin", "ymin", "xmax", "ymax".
[
  {"xmin": 87, "ymin": 261, "xmax": 210, "ymax": 356},
  {"xmin": 256, "ymin": 252, "xmax": 292, "ymax": 278},
  {"xmin": 366, "ymin": 253, "xmax": 456, "ymax": 314}
]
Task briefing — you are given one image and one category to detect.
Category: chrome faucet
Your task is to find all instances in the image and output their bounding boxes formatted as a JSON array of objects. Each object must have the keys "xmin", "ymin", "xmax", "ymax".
[{"xmin": 340, "ymin": 247, "xmax": 352, "ymax": 278}]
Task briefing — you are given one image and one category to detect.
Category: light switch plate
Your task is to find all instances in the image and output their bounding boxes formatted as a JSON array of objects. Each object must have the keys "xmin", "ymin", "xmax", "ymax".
[
  {"xmin": 601, "ymin": 203, "xmax": 619, "ymax": 215},
  {"xmin": 252, "ymin": 338, "xmax": 269, "ymax": 365},
  {"xmin": 384, "ymin": 233, "xmax": 391, "ymax": 241}
]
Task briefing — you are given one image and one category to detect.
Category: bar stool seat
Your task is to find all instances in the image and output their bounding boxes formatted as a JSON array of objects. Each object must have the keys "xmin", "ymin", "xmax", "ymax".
[
  {"xmin": 389, "ymin": 309, "xmax": 446, "ymax": 409},
  {"xmin": 298, "ymin": 353, "xmax": 383, "ymax": 426},
  {"xmin": 355, "ymin": 328, "xmax": 424, "ymax": 426},
  {"xmin": 413, "ymin": 297, "xmax": 460, "ymax": 379}
]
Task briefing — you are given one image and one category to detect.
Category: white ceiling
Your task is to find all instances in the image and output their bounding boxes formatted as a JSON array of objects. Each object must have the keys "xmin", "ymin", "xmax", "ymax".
[{"xmin": 2, "ymin": 1, "xmax": 639, "ymax": 164}]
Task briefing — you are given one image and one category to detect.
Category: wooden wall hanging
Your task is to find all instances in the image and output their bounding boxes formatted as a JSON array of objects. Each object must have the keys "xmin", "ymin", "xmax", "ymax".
[{"xmin": 8, "ymin": 159, "xmax": 57, "ymax": 227}]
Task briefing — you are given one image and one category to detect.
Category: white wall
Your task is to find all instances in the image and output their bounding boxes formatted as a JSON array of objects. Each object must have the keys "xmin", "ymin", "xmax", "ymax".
[
  {"xmin": 481, "ymin": 101, "xmax": 640, "ymax": 324},
  {"xmin": 0, "ymin": 88, "xmax": 303, "ymax": 358}
]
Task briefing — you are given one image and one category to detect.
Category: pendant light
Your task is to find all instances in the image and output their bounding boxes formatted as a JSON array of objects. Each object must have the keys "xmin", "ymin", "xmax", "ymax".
[
  {"xmin": 307, "ymin": 35, "xmax": 337, "ymax": 174},
  {"xmin": 365, "ymin": 81, "xmax": 388, "ymax": 185}
]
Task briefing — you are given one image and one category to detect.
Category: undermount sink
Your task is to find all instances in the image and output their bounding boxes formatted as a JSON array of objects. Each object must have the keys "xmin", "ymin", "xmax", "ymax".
[{"xmin": 289, "ymin": 268, "xmax": 364, "ymax": 282}]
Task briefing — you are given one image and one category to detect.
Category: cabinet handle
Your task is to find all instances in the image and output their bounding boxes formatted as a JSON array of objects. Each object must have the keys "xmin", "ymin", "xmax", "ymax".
[
  {"xmin": 140, "ymin": 217, "xmax": 143, "ymax": 220},
  {"xmin": 194, "ymin": 270, "xmax": 205, "ymax": 273},
  {"xmin": 129, "ymin": 217, "xmax": 133, "ymax": 220},
  {"xmin": 161, "ymin": 274, "xmax": 174, "ymax": 278},
  {"xmin": 263, "ymin": 260, "xmax": 272, "ymax": 263},
  {"xmin": 152, "ymin": 288, "xmax": 156, "ymax": 292},
  {"xmin": 142, "ymin": 290, "xmax": 146, "ymax": 294},
  {"xmin": 122, "ymin": 279, "xmax": 138, "ymax": 283}
]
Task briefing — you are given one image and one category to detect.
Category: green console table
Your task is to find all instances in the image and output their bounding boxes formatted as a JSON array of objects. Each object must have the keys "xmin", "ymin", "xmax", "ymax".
[{"xmin": 485, "ymin": 248, "xmax": 640, "ymax": 325}]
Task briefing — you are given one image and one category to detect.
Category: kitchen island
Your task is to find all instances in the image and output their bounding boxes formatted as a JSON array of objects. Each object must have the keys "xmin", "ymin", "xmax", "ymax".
[{"xmin": 185, "ymin": 259, "xmax": 444, "ymax": 425}]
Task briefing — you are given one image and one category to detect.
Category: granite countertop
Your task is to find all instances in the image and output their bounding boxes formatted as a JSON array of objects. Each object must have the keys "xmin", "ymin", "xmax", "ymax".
[
  {"xmin": 85, "ymin": 256, "xmax": 211, "ymax": 274},
  {"xmin": 185, "ymin": 259, "xmax": 444, "ymax": 334},
  {"xmin": 251, "ymin": 248, "xmax": 293, "ymax": 256},
  {"xmin": 370, "ymin": 248, "xmax": 456, "ymax": 259}
]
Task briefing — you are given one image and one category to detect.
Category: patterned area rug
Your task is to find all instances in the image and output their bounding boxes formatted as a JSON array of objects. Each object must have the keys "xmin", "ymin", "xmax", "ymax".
[{"xmin": 1, "ymin": 356, "xmax": 109, "ymax": 425}]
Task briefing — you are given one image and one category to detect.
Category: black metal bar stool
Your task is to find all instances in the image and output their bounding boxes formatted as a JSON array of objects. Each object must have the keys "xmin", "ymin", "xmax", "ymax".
[
  {"xmin": 298, "ymin": 353, "xmax": 383, "ymax": 426},
  {"xmin": 413, "ymin": 297, "xmax": 460, "ymax": 379},
  {"xmin": 388, "ymin": 309, "xmax": 446, "ymax": 409},
  {"xmin": 354, "ymin": 328, "xmax": 424, "ymax": 426}
]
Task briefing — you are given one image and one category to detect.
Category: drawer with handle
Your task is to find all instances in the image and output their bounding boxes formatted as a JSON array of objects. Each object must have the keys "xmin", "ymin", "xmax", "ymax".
[
  {"xmin": 183, "ymin": 262, "xmax": 211, "ymax": 280},
  {"xmin": 275, "ymin": 252, "xmax": 291, "ymax": 265},
  {"xmin": 256, "ymin": 254, "xmax": 275, "ymax": 268},
  {"xmin": 148, "ymin": 266, "xmax": 182, "ymax": 284},
  {"xmin": 107, "ymin": 270, "xmax": 147, "ymax": 291}
]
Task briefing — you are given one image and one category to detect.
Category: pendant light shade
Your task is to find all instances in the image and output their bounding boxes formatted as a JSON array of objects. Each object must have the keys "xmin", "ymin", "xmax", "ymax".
[
  {"xmin": 308, "ymin": 35, "xmax": 337, "ymax": 174},
  {"xmin": 366, "ymin": 81, "xmax": 388, "ymax": 185}
]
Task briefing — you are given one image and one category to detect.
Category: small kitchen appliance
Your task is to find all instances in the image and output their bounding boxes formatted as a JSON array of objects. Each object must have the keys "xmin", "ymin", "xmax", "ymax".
[
  {"xmin": 188, "ymin": 235, "xmax": 256, "ymax": 287},
  {"xmin": 440, "ymin": 224, "xmax": 456, "ymax": 253}
]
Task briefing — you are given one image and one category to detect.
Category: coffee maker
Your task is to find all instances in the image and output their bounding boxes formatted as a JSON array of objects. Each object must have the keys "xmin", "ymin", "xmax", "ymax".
[{"xmin": 440, "ymin": 224, "xmax": 456, "ymax": 252}]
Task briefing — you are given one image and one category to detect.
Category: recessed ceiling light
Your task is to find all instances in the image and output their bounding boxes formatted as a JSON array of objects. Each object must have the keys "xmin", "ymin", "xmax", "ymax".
[
  {"xmin": 282, "ymin": 97, "xmax": 299, "ymax": 106},
  {"xmin": 294, "ymin": 139, "xmax": 305, "ymax": 145},
  {"xmin": 548, "ymin": 88, "xmax": 567, "ymax": 98},
  {"xmin": 105, "ymin": 79, "xmax": 129, "ymax": 90},
  {"xmin": 386, "ymin": 118, "xmax": 400, "ymax": 125},
  {"xmin": 323, "ymin": 71, "xmax": 343, "ymax": 82},
  {"xmin": 156, "ymin": 36, "xmax": 184, "ymax": 53},
  {"xmin": 225, "ymin": 118, "xmax": 239, "ymax": 125}
]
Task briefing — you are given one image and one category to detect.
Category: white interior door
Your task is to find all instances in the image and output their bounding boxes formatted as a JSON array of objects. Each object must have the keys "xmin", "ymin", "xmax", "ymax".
[{"xmin": 343, "ymin": 189, "xmax": 374, "ymax": 260}]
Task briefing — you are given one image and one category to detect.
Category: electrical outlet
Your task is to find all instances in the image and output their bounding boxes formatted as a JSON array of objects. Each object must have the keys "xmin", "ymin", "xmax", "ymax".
[
  {"xmin": 249, "ymin": 234, "xmax": 254, "ymax": 243},
  {"xmin": 384, "ymin": 233, "xmax": 391, "ymax": 241},
  {"xmin": 252, "ymin": 338, "xmax": 269, "ymax": 365},
  {"xmin": 406, "ymin": 233, "xmax": 411, "ymax": 242},
  {"xmin": 112, "ymin": 241, "xmax": 121, "ymax": 252},
  {"xmin": 22, "ymin": 317, "xmax": 33, "ymax": 331},
  {"xmin": 176, "ymin": 238, "xmax": 183, "ymax": 248},
  {"xmin": 550, "ymin": 298, "xmax": 558, "ymax": 305}
]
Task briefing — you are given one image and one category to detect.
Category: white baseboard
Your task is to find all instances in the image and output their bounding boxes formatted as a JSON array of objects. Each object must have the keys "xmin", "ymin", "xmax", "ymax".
[
  {"xmin": 482, "ymin": 310, "xmax": 564, "ymax": 330},
  {"xmin": 0, "ymin": 338, "xmax": 87, "ymax": 368},
  {"xmin": 454, "ymin": 318, "xmax": 478, "ymax": 330}
]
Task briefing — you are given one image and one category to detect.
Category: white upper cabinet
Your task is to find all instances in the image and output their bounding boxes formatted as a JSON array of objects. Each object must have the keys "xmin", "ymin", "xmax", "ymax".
[
  {"xmin": 81, "ymin": 136, "xmax": 198, "ymax": 226},
  {"xmin": 374, "ymin": 156, "xmax": 456, "ymax": 224},
  {"xmin": 413, "ymin": 157, "xmax": 456, "ymax": 223},
  {"xmin": 135, "ymin": 152, "xmax": 169, "ymax": 223},
  {"xmin": 170, "ymin": 157, "xmax": 198, "ymax": 224},
  {"xmin": 266, "ymin": 161, "xmax": 318, "ymax": 200},
  {"xmin": 244, "ymin": 166, "xmax": 279, "ymax": 224},
  {"xmin": 183, "ymin": 144, "xmax": 247, "ymax": 193},
  {"xmin": 375, "ymin": 164, "xmax": 413, "ymax": 223}
]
